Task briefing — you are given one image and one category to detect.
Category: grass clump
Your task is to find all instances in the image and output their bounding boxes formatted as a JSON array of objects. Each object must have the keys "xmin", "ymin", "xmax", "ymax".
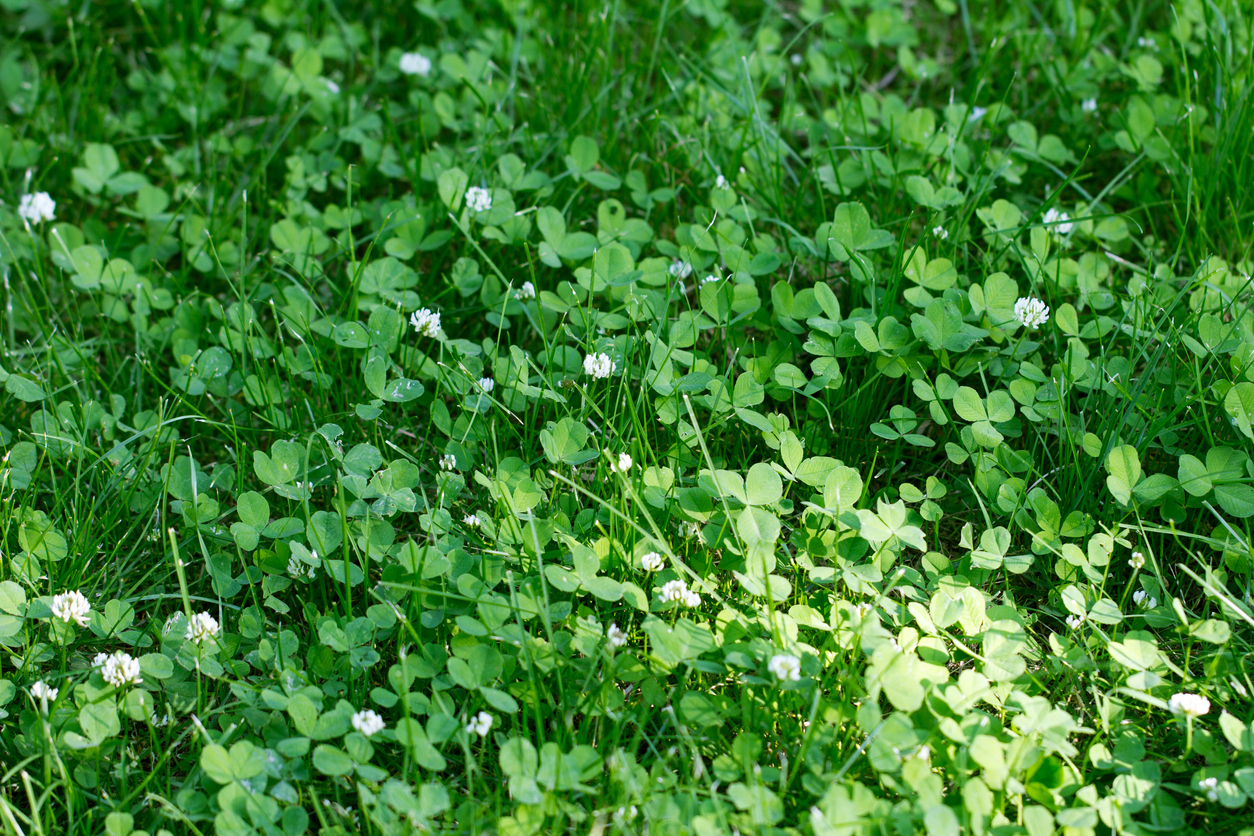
[{"xmin": 1, "ymin": 0, "xmax": 1253, "ymax": 834}]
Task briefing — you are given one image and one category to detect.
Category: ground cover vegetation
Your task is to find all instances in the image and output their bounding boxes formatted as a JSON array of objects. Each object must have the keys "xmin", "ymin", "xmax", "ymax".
[{"xmin": 1, "ymin": 0, "xmax": 1253, "ymax": 833}]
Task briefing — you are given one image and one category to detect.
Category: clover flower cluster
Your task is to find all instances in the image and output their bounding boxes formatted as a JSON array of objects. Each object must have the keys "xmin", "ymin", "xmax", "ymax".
[
  {"xmin": 352, "ymin": 709, "xmax": 386, "ymax": 737},
  {"xmin": 288, "ymin": 555, "xmax": 318, "ymax": 580},
  {"xmin": 768, "ymin": 654, "xmax": 801, "ymax": 682},
  {"xmin": 466, "ymin": 711, "xmax": 493, "ymax": 737},
  {"xmin": 30, "ymin": 681, "xmax": 58, "ymax": 703},
  {"xmin": 1014, "ymin": 297, "xmax": 1050, "ymax": 329},
  {"xmin": 185, "ymin": 612, "xmax": 221, "ymax": 644},
  {"xmin": 606, "ymin": 623, "xmax": 627, "ymax": 648},
  {"xmin": 19, "ymin": 192, "xmax": 56, "ymax": 223},
  {"xmin": 465, "ymin": 186, "xmax": 492, "ymax": 213},
  {"xmin": 1042, "ymin": 207, "xmax": 1074, "ymax": 235},
  {"xmin": 96, "ymin": 651, "xmax": 143, "ymax": 688},
  {"xmin": 410, "ymin": 308, "xmax": 441, "ymax": 338},
  {"xmin": 51, "ymin": 591, "xmax": 92, "ymax": 626},
  {"xmin": 658, "ymin": 579, "xmax": 701, "ymax": 608},
  {"xmin": 1168, "ymin": 692, "xmax": 1210, "ymax": 718},
  {"xmin": 584, "ymin": 352, "xmax": 615, "ymax": 379},
  {"xmin": 399, "ymin": 52, "xmax": 432, "ymax": 77}
]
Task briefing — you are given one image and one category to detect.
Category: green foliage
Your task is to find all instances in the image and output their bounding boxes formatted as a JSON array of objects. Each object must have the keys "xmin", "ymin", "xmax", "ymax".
[{"xmin": 1, "ymin": 0, "xmax": 1253, "ymax": 834}]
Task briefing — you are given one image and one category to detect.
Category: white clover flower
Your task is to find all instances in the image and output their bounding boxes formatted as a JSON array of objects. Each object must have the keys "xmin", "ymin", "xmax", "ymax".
[
  {"xmin": 101, "ymin": 651, "xmax": 143, "ymax": 688},
  {"xmin": 967, "ymin": 106, "xmax": 988, "ymax": 122},
  {"xmin": 1129, "ymin": 551, "xmax": 1146, "ymax": 570},
  {"xmin": 410, "ymin": 307, "xmax": 441, "ymax": 338},
  {"xmin": 30, "ymin": 681, "xmax": 58, "ymax": 703},
  {"xmin": 668, "ymin": 260, "xmax": 693, "ymax": 279},
  {"xmin": 640, "ymin": 551, "xmax": 664, "ymax": 572},
  {"xmin": 1014, "ymin": 297, "xmax": 1050, "ymax": 329},
  {"xmin": 465, "ymin": 186, "xmax": 492, "ymax": 213},
  {"xmin": 92, "ymin": 652, "xmax": 109, "ymax": 668},
  {"xmin": 714, "ymin": 174, "xmax": 729, "ymax": 190},
  {"xmin": 610, "ymin": 452, "xmax": 633, "ymax": 473},
  {"xmin": 1042, "ymin": 207, "xmax": 1074, "ymax": 235},
  {"xmin": 606, "ymin": 623, "xmax": 627, "ymax": 648},
  {"xmin": 915, "ymin": 745, "xmax": 931, "ymax": 760},
  {"xmin": 185, "ymin": 612, "xmax": 221, "ymax": 644},
  {"xmin": 1132, "ymin": 590, "xmax": 1157, "ymax": 609},
  {"xmin": 18, "ymin": 192, "xmax": 55, "ymax": 224},
  {"xmin": 768, "ymin": 653, "xmax": 802, "ymax": 682},
  {"xmin": 1199, "ymin": 776, "xmax": 1219, "ymax": 802},
  {"xmin": 324, "ymin": 79, "xmax": 340, "ymax": 94},
  {"xmin": 1137, "ymin": 36, "xmax": 1156, "ymax": 49},
  {"xmin": 463, "ymin": 513, "xmax": 481, "ymax": 528},
  {"xmin": 1081, "ymin": 98, "xmax": 1097, "ymax": 113},
  {"xmin": 466, "ymin": 710, "xmax": 493, "ymax": 737},
  {"xmin": 1065, "ymin": 614, "xmax": 1084, "ymax": 630},
  {"xmin": 856, "ymin": 602, "xmax": 875, "ymax": 618},
  {"xmin": 658, "ymin": 579, "xmax": 690, "ymax": 604},
  {"xmin": 658, "ymin": 580, "xmax": 701, "ymax": 608},
  {"xmin": 514, "ymin": 280, "xmax": 535, "ymax": 300},
  {"xmin": 50, "ymin": 591, "xmax": 91, "ymax": 627},
  {"xmin": 351, "ymin": 709, "xmax": 386, "ymax": 737},
  {"xmin": 583, "ymin": 352, "xmax": 615, "ymax": 379},
  {"xmin": 701, "ymin": 274, "xmax": 720, "ymax": 285},
  {"xmin": 790, "ymin": 53, "xmax": 803, "ymax": 67},
  {"xmin": 932, "ymin": 226, "xmax": 949, "ymax": 240},
  {"xmin": 681, "ymin": 521, "xmax": 702, "ymax": 541},
  {"xmin": 399, "ymin": 52, "xmax": 432, "ymax": 77},
  {"xmin": 439, "ymin": 454, "xmax": 457, "ymax": 471},
  {"xmin": 1168, "ymin": 692, "xmax": 1210, "ymax": 718},
  {"xmin": 288, "ymin": 556, "xmax": 317, "ymax": 580},
  {"xmin": 477, "ymin": 377, "xmax": 495, "ymax": 393}
]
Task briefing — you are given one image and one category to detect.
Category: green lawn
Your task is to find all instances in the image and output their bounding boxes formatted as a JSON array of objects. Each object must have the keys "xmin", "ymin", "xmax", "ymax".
[{"xmin": 1, "ymin": 0, "xmax": 1253, "ymax": 834}]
